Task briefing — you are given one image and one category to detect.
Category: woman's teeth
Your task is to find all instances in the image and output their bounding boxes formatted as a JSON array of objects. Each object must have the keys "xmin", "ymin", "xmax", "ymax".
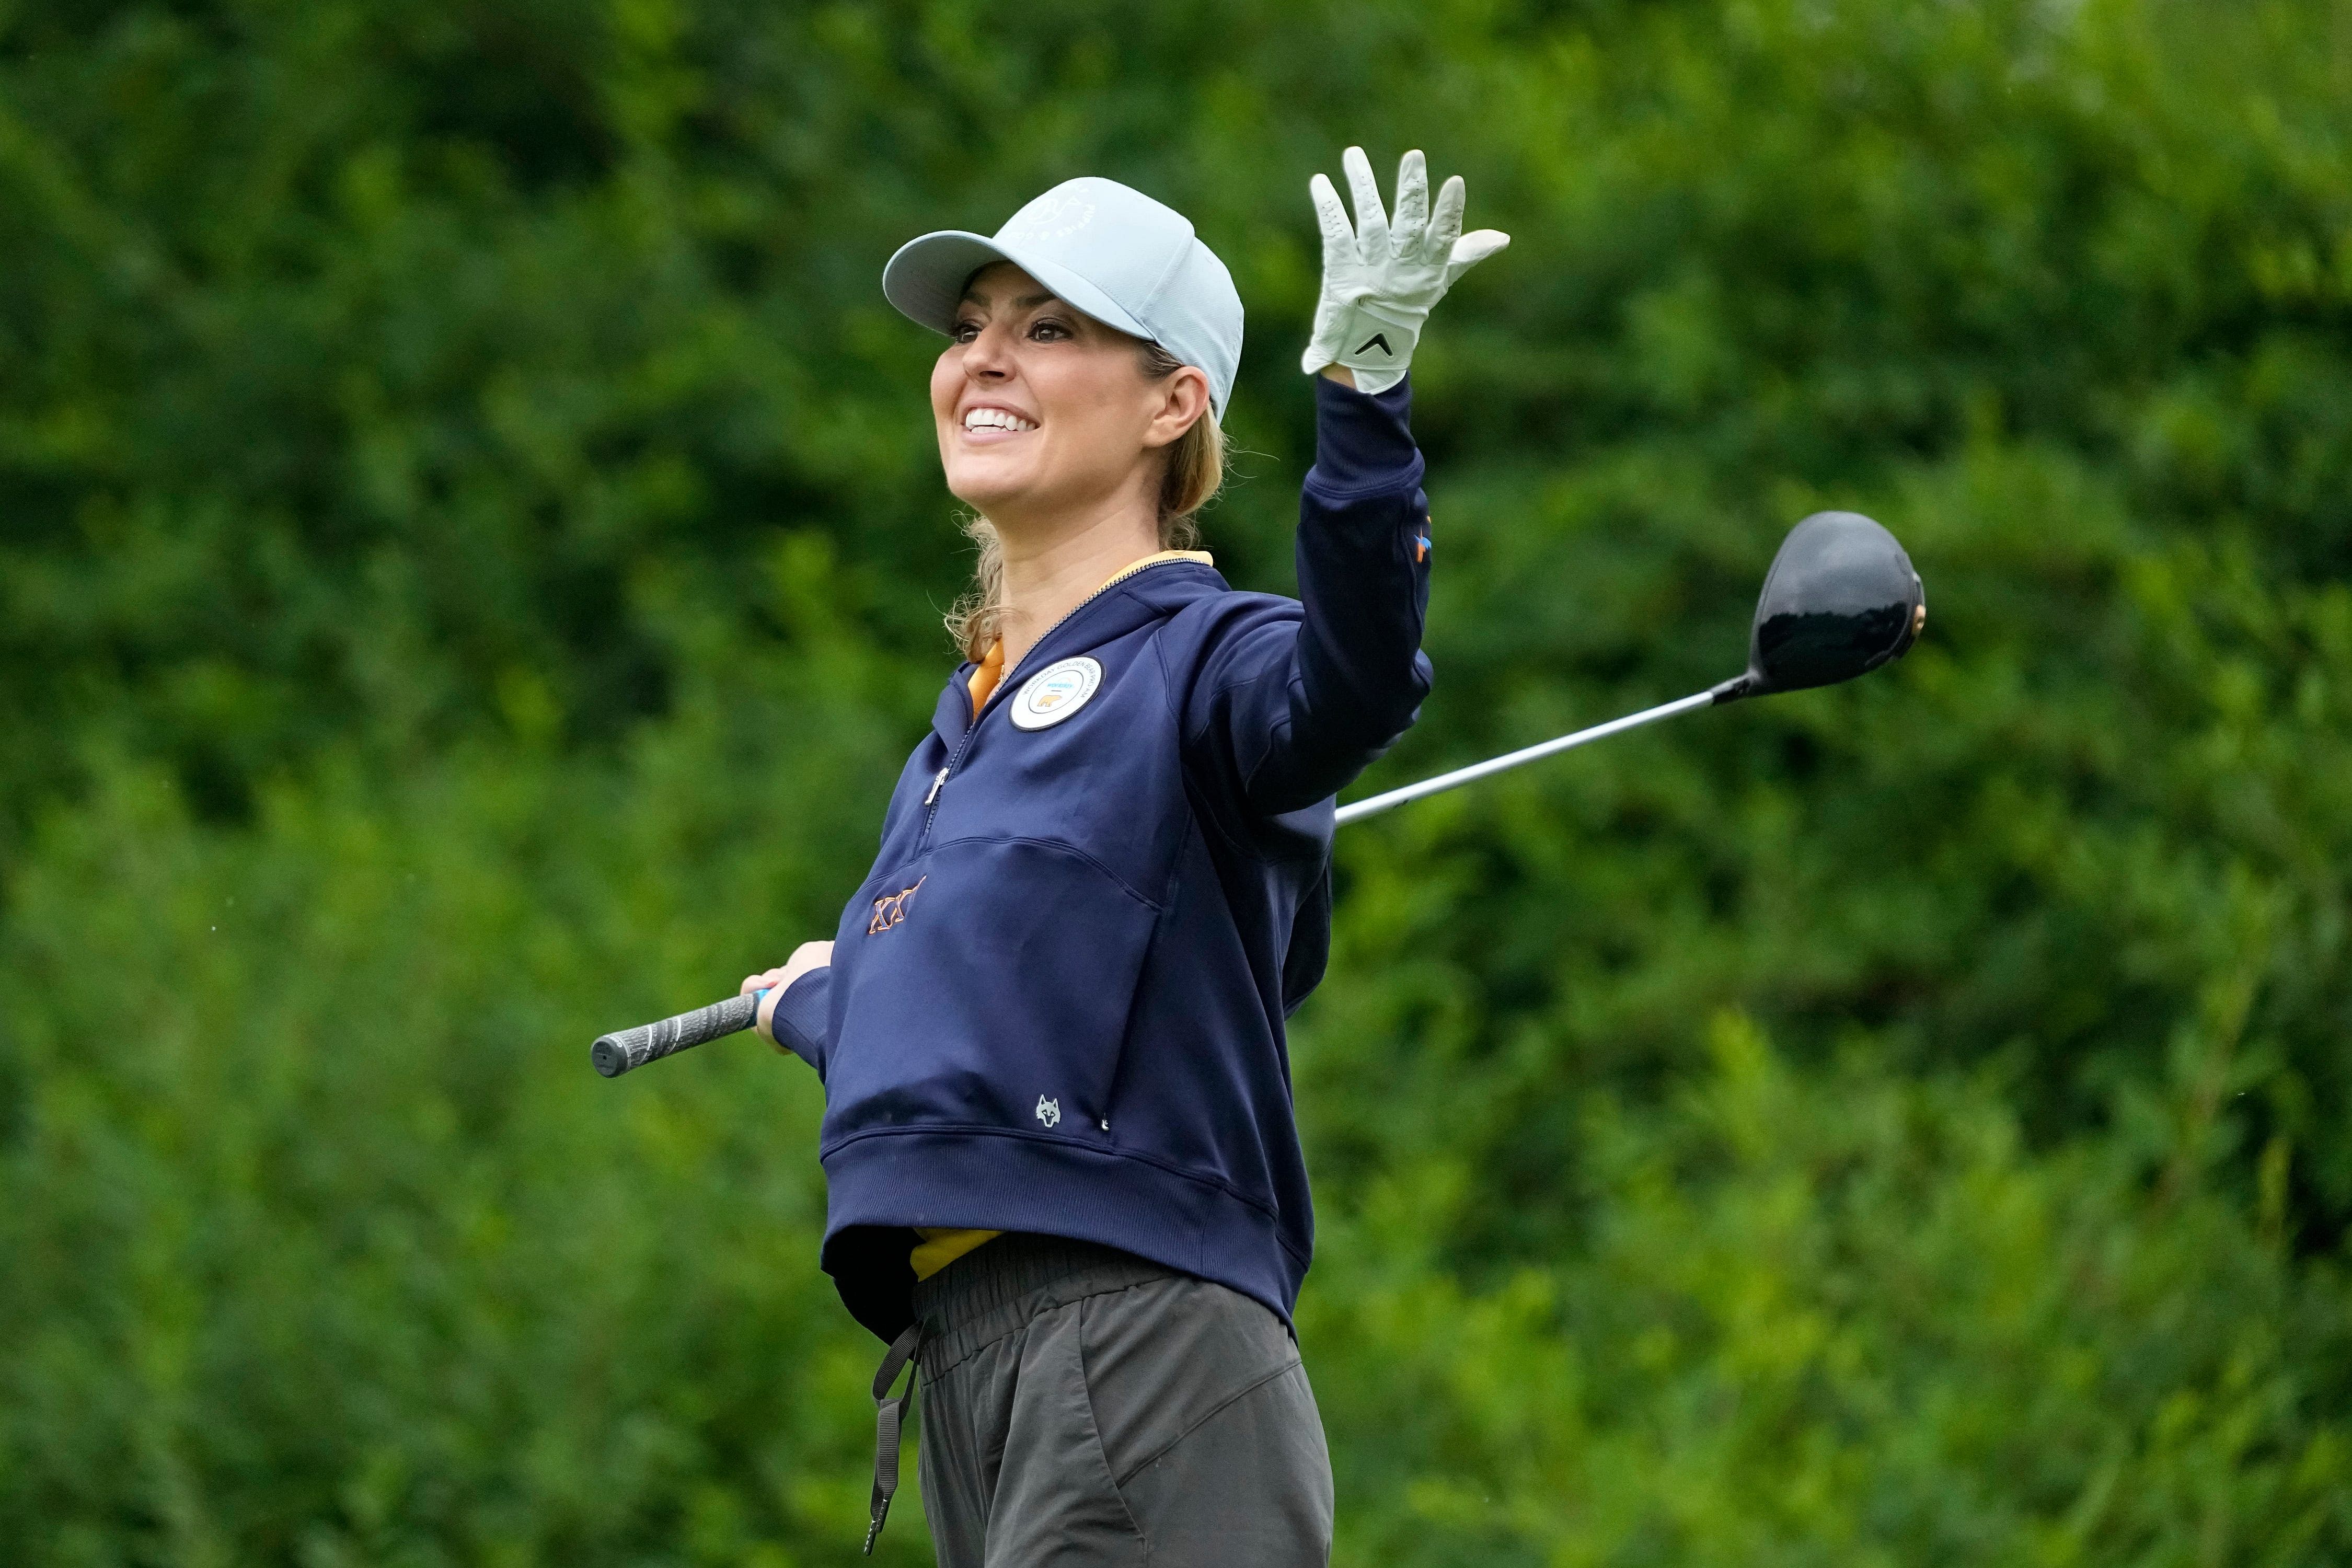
[{"xmin": 963, "ymin": 408, "xmax": 1037, "ymax": 433}]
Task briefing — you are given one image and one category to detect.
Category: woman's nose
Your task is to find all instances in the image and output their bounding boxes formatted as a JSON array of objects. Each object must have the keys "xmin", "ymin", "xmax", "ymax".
[{"xmin": 962, "ymin": 322, "xmax": 1016, "ymax": 379}]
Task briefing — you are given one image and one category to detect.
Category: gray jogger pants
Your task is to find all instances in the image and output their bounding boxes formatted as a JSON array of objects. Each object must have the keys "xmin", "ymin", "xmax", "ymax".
[{"xmin": 905, "ymin": 1233, "xmax": 1334, "ymax": 1566}]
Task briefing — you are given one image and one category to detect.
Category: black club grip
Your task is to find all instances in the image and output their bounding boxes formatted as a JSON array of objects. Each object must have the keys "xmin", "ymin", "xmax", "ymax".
[{"xmin": 591, "ymin": 992, "xmax": 759, "ymax": 1078}]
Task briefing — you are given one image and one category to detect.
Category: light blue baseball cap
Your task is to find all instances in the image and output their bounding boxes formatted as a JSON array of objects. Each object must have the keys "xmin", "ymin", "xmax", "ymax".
[{"xmin": 882, "ymin": 177, "xmax": 1244, "ymax": 418}]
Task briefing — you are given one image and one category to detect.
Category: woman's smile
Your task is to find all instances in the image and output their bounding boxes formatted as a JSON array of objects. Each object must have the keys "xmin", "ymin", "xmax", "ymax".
[{"xmin": 959, "ymin": 402, "xmax": 1040, "ymax": 441}]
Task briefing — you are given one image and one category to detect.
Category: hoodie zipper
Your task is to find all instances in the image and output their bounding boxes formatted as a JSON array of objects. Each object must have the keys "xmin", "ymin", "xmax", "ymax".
[{"xmin": 917, "ymin": 557, "xmax": 1194, "ymax": 844}]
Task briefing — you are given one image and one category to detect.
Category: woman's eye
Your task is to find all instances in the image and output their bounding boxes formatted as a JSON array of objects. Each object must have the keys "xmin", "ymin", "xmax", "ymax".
[
  {"xmin": 1029, "ymin": 319, "xmax": 1071, "ymax": 341},
  {"xmin": 951, "ymin": 320, "xmax": 982, "ymax": 343}
]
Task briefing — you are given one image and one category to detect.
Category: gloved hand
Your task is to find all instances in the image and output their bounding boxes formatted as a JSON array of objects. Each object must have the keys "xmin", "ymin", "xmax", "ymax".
[{"xmin": 1301, "ymin": 146, "xmax": 1509, "ymax": 394}]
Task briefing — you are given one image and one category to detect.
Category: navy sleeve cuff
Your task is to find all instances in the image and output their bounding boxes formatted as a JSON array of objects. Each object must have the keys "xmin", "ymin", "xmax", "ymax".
[
  {"xmin": 770, "ymin": 965, "xmax": 832, "ymax": 1074},
  {"xmin": 1306, "ymin": 373, "xmax": 1423, "ymax": 497}
]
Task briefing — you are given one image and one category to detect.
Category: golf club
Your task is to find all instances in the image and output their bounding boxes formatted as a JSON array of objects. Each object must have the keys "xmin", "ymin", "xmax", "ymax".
[
  {"xmin": 590, "ymin": 509, "xmax": 1923, "ymax": 1077},
  {"xmin": 1337, "ymin": 508, "xmax": 1924, "ymax": 822}
]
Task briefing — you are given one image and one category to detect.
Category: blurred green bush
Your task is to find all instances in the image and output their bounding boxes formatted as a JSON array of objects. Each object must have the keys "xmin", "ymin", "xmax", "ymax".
[{"xmin": 5, "ymin": 0, "xmax": 2350, "ymax": 1561}]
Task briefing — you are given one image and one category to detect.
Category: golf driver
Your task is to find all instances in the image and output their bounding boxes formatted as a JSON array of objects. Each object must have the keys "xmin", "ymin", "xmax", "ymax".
[
  {"xmin": 590, "ymin": 509, "xmax": 1924, "ymax": 1077},
  {"xmin": 1337, "ymin": 508, "xmax": 1923, "ymax": 822}
]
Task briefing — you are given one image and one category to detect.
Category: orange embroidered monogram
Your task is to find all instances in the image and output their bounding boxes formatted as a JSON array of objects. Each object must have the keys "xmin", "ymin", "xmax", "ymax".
[{"xmin": 867, "ymin": 877, "xmax": 925, "ymax": 935}]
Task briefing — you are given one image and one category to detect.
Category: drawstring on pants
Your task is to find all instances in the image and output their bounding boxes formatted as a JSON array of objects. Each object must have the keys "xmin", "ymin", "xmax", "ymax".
[{"xmin": 864, "ymin": 1323, "xmax": 923, "ymax": 1554}]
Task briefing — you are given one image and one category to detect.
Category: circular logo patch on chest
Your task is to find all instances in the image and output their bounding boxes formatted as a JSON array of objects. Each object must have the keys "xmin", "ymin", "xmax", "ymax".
[{"xmin": 1009, "ymin": 656, "xmax": 1104, "ymax": 730}]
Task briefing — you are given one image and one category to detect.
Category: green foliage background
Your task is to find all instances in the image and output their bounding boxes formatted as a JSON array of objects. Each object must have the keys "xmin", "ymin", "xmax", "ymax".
[{"xmin": 7, "ymin": 0, "xmax": 2352, "ymax": 1561}]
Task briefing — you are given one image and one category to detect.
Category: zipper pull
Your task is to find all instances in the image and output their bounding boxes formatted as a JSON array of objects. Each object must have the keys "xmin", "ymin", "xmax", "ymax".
[{"xmin": 924, "ymin": 767, "xmax": 949, "ymax": 806}]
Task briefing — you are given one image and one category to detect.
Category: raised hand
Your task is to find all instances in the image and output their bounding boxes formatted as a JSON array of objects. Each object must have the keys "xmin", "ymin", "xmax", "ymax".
[{"xmin": 1301, "ymin": 147, "xmax": 1510, "ymax": 394}]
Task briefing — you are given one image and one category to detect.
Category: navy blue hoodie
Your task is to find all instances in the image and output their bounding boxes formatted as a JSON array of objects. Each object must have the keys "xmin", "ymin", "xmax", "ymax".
[{"xmin": 773, "ymin": 376, "xmax": 1432, "ymax": 1342}]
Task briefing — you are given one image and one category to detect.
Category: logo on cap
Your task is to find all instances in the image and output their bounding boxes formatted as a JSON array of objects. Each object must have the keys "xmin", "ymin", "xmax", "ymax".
[
  {"xmin": 1009, "ymin": 656, "xmax": 1104, "ymax": 730},
  {"xmin": 1006, "ymin": 192, "xmax": 1097, "ymax": 243}
]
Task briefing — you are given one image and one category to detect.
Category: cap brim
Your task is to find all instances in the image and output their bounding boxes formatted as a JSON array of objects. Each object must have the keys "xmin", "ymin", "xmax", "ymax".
[{"xmin": 881, "ymin": 230, "xmax": 1154, "ymax": 344}]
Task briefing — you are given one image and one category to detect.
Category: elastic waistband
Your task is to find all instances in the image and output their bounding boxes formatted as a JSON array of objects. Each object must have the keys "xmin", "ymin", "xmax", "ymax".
[{"xmin": 912, "ymin": 1232, "xmax": 1177, "ymax": 1377}]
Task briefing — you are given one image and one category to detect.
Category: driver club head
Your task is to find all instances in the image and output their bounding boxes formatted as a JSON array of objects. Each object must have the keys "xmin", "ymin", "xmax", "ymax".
[{"xmin": 1712, "ymin": 510, "xmax": 1924, "ymax": 702}]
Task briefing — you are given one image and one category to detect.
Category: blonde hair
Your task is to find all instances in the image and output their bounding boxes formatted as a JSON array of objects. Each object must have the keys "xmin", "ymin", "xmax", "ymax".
[{"xmin": 944, "ymin": 339, "xmax": 1226, "ymax": 659}]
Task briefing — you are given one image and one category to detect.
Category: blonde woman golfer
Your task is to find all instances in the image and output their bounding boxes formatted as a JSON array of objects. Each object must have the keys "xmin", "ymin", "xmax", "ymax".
[{"xmin": 740, "ymin": 147, "xmax": 1506, "ymax": 1565}]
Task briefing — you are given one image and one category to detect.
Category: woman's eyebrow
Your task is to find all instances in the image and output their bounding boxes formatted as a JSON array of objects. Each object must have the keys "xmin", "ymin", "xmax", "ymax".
[{"xmin": 958, "ymin": 289, "xmax": 1063, "ymax": 311}]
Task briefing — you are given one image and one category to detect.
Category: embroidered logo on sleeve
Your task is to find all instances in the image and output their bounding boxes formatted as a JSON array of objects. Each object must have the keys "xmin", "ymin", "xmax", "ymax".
[
  {"xmin": 1009, "ymin": 656, "xmax": 1104, "ymax": 730},
  {"xmin": 1035, "ymin": 1096, "xmax": 1062, "ymax": 1128},
  {"xmin": 867, "ymin": 876, "xmax": 925, "ymax": 935}
]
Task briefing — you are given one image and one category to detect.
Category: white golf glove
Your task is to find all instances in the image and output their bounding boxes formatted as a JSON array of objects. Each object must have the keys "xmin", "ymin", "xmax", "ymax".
[{"xmin": 1301, "ymin": 146, "xmax": 1509, "ymax": 395}]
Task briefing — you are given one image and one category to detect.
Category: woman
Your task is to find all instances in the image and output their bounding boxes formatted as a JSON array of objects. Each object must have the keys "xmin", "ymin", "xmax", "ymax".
[{"xmin": 741, "ymin": 149, "xmax": 1506, "ymax": 1565}]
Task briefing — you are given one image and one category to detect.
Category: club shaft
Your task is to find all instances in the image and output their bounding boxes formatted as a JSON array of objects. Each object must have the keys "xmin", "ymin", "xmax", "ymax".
[{"xmin": 1333, "ymin": 689, "xmax": 1717, "ymax": 825}]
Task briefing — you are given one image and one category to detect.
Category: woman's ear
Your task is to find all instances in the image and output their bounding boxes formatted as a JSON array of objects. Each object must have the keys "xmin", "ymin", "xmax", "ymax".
[{"xmin": 1144, "ymin": 366, "xmax": 1212, "ymax": 449}]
